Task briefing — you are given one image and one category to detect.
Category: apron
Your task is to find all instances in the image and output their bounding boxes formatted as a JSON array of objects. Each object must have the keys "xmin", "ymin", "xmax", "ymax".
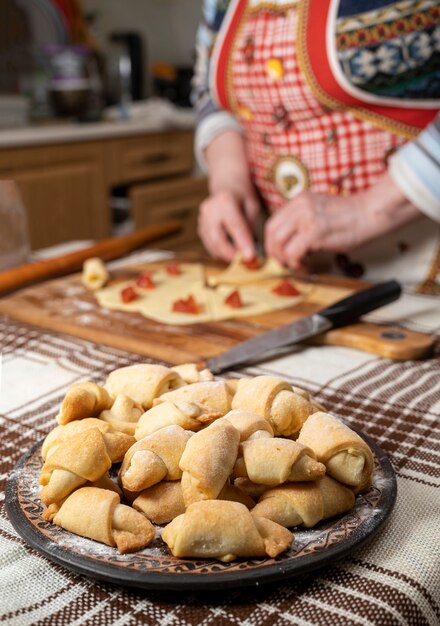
[{"xmin": 211, "ymin": 0, "xmax": 440, "ymax": 292}]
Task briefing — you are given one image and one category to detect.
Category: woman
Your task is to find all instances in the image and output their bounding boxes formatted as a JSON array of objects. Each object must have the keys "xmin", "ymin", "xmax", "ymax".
[{"xmin": 193, "ymin": 0, "xmax": 440, "ymax": 292}]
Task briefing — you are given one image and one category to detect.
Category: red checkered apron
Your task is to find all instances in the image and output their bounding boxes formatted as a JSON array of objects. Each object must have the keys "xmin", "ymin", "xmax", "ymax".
[
  {"xmin": 212, "ymin": 1, "xmax": 407, "ymax": 211},
  {"xmin": 211, "ymin": 0, "xmax": 440, "ymax": 292}
]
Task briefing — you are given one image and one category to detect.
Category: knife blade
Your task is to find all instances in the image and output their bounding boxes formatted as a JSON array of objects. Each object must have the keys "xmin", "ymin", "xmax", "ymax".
[{"xmin": 203, "ymin": 279, "xmax": 402, "ymax": 374}]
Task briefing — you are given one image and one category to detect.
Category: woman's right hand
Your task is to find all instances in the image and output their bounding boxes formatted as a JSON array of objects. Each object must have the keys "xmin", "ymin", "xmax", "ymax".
[
  {"xmin": 198, "ymin": 188, "xmax": 260, "ymax": 262},
  {"xmin": 198, "ymin": 130, "xmax": 261, "ymax": 262}
]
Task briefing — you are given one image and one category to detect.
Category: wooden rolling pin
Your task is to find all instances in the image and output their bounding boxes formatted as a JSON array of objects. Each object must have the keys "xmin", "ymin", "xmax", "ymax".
[{"xmin": 0, "ymin": 220, "xmax": 182, "ymax": 296}]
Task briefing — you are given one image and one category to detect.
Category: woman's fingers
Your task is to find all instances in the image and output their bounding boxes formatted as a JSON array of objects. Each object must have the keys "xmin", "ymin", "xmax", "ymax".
[
  {"xmin": 227, "ymin": 207, "xmax": 257, "ymax": 260},
  {"xmin": 264, "ymin": 207, "xmax": 299, "ymax": 260},
  {"xmin": 265, "ymin": 193, "xmax": 327, "ymax": 266},
  {"xmin": 243, "ymin": 194, "xmax": 261, "ymax": 224},
  {"xmin": 198, "ymin": 191, "xmax": 257, "ymax": 262},
  {"xmin": 198, "ymin": 202, "xmax": 235, "ymax": 261},
  {"xmin": 280, "ymin": 231, "xmax": 314, "ymax": 269}
]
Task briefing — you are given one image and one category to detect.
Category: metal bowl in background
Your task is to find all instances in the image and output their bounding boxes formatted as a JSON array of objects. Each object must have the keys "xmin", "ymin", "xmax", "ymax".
[
  {"xmin": 49, "ymin": 84, "xmax": 90, "ymax": 117},
  {"xmin": 45, "ymin": 44, "xmax": 93, "ymax": 118}
]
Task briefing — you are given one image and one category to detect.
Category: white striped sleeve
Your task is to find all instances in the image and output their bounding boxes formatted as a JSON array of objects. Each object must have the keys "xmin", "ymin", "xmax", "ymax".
[
  {"xmin": 195, "ymin": 110, "xmax": 244, "ymax": 172},
  {"xmin": 388, "ymin": 114, "xmax": 440, "ymax": 223},
  {"xmin": 192, "ymin": 0, "xmax": 242, "ymax": 171}
]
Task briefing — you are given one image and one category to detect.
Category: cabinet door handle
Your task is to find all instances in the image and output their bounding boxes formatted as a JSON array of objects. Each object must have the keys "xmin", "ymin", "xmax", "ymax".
[{"xmin": 141, "ymin": 152, "xmax": 172, "ymax": 164}]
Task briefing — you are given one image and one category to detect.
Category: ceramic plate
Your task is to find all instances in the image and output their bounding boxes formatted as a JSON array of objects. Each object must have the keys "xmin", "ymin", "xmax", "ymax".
[{"xmin": 6, "ymin": 430, "xmax": 396, "ymax": 591}]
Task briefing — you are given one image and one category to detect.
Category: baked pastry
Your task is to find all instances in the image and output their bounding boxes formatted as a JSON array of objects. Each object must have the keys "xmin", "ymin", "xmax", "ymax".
[
  {"xmin": 40, "ymin": 427, "xmax": 132, "ymax": 507},
  {"xmin": 293, "ymin": 386, "xmax": 326, "ymax": 413},
  {"xmin": 38, "ymin": 362, "xmax": 369, "ymax": 557},
  {"xmin": 43, "ymin": 418, "xmax": 133, "ymax": 464},
  {"xmin": 234, "ymin": 438, "xmax": 326, "ymax": 485},
  {"xmin": 53, "ymin": 486, "xmax": 155, "ymax": 554},
  {"xmin": 171, "ymin": 363, "xmax": 214, "ymax": 384},
  {"xmin": 105, "ymin": 364, "xmax": 186, "ymax": 409},
  {"xmin": 218, "ymin": 481, "xmax": 256, "ymax": 510},
  {"xmin": 42, "ymin": 417, "xmax": 110, "ymax": 461},
  {"xmin": 133, "ymin": 481, "xmax": 186, "ymax": 525},
  {"xmin": 224, "ymin": 378, "xmax": 240, "ymax": 395},
  {"xmin": 57, "ymin": 382, "xmax": 112, "ymax": 425},
  {"xmin": 81, "ymin": 257, "xmax": 109, "ymax": 290},
  {"xmin": 297, "ymin": 412, "xmax": 374, "ymax": 493},
  {"xmin": 221, "ymin": 410, "xmax": 274, "ymax": 485},
  {"xmin": 154, "ymin": 380, "xmax": 234, "ymax": 418},
  {"xmin": 179, "ymin": 419, "xmax": 240, "ymax": 505},
  {"xmin": 119, "ymin": 425, "xmax": 192, "ymax": 493},
  {"xmin": 134, "ymin": 399, "xmax": 218, "ymax": 440},
  {"xmin": 231, "ymin": 376, "xmax": 322, "ymax": 437},
  {"xmin": 42, "ymin": 471, "xmax": 122, "ymax": 523},
  {"xmin": 222, "ymin": 409, "xmax": 274, "ymax": 441},
  {"xmin": 100, "ymin": 394, "xmax": 143, "ymax": 436},
  {"xmin": 132, "ymin": 479, "xmax": 255, "ymax": 525},
  {"xmin": 233, "ymin": 477, "xmax": 269, "ymax": 501},
  {"xmin": 161, "ymin": 500, "xmax": 293, "ymax": 561},
  {"xmin": 252, "ymin": 476, "xmax": 355, "ymax": 528}
]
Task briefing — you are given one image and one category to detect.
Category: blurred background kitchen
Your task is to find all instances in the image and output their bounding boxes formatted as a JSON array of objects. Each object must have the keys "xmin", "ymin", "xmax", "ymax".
[{"xmin": 0, "ymin": 0, "xmax": 207, "ymax": 269}]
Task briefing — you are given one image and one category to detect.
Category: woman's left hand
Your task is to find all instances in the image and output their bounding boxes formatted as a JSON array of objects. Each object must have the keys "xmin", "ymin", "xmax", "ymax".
[{"xmin": 264, "ymin": 172, "xmax": 422, "ymax": 269}]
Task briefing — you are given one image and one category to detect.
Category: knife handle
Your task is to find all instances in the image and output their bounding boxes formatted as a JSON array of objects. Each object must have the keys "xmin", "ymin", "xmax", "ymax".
[{"xmin": 319, "ymin": 279, "xmax": 402, "ymax": 328}]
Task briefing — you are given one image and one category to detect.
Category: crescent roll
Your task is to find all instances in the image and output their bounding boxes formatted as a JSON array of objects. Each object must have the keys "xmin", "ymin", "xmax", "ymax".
[
  {"xmin": 218, "ymin": 481, "xmax": 256, "ymax": 510},
  {"xmin": 154, "ymin": 380, "xmax": 232, "ymax": 419},
  {"xmin": 154, "ymin": 381, "xmax": 233, "ymax": 419},
  {"xmin": 179, "ymin": 419, "xmax": 240, "ymax": 506},
  {"xmin": 100, "ymin": 394, "xmax": 143, "ymax": 436},
  {"xmin": 133, "ymin": 481, "xmax": 186, "ymax": 525},
  {"xmin": 41, "ymin": 417, "xmax": 135, "ymax": 463},
  {"xmin": 222, "ymin": 409, "xmax": 274, "ymax": 441},
  {"xmin": 162, "ymin": 500, "xmax": 293, "ymax": 562},
  {"xmin": 231, "ymin": 376, "xmax": 322, "ymax": 437},
  {"xmin": 42, "ymin": 471, "xmax": 122, "ymax": 522},
  {"xmin": 132, "ymin": 479, "xmax": 255, "ymax": 525},
  {"xmin": 40, "ymin": 427, "xmax": 126, "ymax": 506},
  {"xmin": 53, "ymin": 487, "xmax": 155, "ymax": 553},
  {"xmin": 252, "ymin": 476, "xmax": 355, "ymax": 528},
  {"xmin": 134, "ymin": 399, "xmax": 218, "ymax": 440},
  {"xmin": 57, "ymin": 382, "xmax": 112, "ymax": 425},
  {"xmin": 234, "ymin": 438, "xmax": 326, "ymax": 485},
  {"xmin": 221, "ymin": 411, "xmax": 274, "ymax": 484},
  {"xmin": 171, "ymin": 363, "xmax": 214, "ymax": 384},
  {"xmin": 81, "ymin": 257, "xmax": 109, "ymax": 290},
  {"xmin": 297, "ymin": 412, "xmax": 374, "ymax": 493},
  {"xmin": 119, "ymin": 425, "xmax": 192, "ymax": 493},
  {"xmin": 105, "ymin": 364, "xmax": 186, "ymax": 409},
  {"xmin": 233, "ymin": 477, "xmax": 269, "ymax": 501},
  {"xmin": 42, "ymin": 417, "xmax": 111, "ymax": 461}
]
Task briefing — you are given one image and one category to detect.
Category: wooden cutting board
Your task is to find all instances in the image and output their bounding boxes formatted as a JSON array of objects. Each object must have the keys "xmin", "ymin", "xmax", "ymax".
[{"xmin": 0, "ymin": 260, "xmax": 433, "ymax": 363}]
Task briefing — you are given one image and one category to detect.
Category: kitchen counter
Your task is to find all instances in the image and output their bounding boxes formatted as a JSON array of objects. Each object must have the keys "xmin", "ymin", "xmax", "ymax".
[
  {"xmin": 0, "ymin": 105, "xmax": 197, "ymax": 250},
  {"xmin": 0, "ymin": 99, "xmax": 195, "ymax": 148}
]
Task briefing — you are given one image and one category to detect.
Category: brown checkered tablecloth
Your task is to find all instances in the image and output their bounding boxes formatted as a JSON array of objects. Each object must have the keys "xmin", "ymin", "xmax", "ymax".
[{"xmin": 1, "ymin": 305, "xmax": 440, "ymax": 626}]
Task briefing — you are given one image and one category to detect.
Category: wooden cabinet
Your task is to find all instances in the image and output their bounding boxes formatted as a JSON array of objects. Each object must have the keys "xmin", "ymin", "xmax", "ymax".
[
  {"xmin": 129, "ymin": 175, "xmax": 208, "ymax": 252},
  {"xmin": 0, "ymin": 128, "xmax": 195, "ymax": 250},
  {"xmin": 0, "ymin": 141, "xmax": 109, "ymax": 249},
  {"xmin": 106, "ymin": 131, "xmax": 194, "ymax": 186}
]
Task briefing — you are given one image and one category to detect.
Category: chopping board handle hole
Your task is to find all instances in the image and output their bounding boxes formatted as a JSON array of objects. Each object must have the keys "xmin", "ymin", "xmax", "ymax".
[{"xmin": 380, "ymin": 330, "xmax": 407, "ymax": 341}]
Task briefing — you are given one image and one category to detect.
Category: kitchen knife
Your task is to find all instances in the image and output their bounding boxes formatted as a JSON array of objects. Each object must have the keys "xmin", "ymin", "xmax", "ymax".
[{"xmin": 203, "ymin": 279, "xmax": 402, "ymax": 374}]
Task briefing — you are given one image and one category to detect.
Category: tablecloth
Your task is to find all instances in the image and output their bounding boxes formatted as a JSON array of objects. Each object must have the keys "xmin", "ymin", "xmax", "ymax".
[{"xmin": 1, "ymin": 282, "xmax": 439, "ymax": 626}]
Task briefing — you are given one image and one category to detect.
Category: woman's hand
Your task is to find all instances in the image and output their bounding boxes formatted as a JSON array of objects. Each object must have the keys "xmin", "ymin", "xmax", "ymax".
[
  {"xmin": 265, "ymin": 172, "xmax": 422, "ymax": 269},
  {"xmin": 198, "ymin": 189, "xmax": 260, "ymax": 262},
  {"xmin": 198, "ymin": 130, "xmax": 261, "ymax": 262}
]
